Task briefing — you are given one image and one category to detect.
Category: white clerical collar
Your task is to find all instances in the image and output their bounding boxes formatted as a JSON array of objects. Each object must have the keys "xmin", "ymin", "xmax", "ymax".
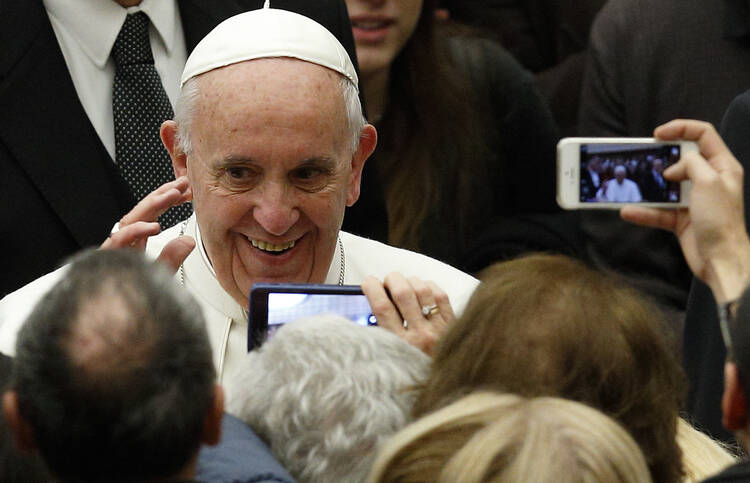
[
  {"xmin": 43, "ymin": 0, "xmax": 179, "ymax": 69},
  {"xmin": 184, "ymin": 216, "xmax": 246, "ymax": 323},
  {"xmin": 194, "ymin": 221, "xmax": 217, "ymax": 279}
]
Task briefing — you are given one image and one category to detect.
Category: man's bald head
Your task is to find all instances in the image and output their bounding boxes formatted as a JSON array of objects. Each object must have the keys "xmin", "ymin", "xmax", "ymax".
[{"xmin": 7, "ymin": 250, "xmax": 217, "ymax": 481}]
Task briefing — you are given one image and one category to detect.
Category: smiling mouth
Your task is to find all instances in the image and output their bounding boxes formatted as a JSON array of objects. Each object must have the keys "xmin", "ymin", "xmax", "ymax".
[
  {"xmin": 249, "ymin": 238, "xmax": 296, "ymax": 255},
  {"xmin": 352, "ymin": 19, "xmax": 393, "ymax": 30}
]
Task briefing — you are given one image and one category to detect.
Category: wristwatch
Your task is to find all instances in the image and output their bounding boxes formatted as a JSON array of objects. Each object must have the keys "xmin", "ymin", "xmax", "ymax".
[{"xmin": 718, "ymin": 299, "xmax": 739, "ymax": 354}]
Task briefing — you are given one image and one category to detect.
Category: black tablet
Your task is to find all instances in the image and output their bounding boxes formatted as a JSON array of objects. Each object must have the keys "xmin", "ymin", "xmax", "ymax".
[{"xmin": 248, "ymin": 283, "xmax": 376, "ymax": 350}]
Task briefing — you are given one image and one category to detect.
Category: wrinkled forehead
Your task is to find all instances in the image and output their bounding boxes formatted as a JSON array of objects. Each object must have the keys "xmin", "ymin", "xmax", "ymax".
[
  {"xmin": 189, "ymin": 59, "xmax": 351, "ymax": 153},
  {"xmin": 198, "ymin": 57, "xmax": 343, "ymax": 94}
]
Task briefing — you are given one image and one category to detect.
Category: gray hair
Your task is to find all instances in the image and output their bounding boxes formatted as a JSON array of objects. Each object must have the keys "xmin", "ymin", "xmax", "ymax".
[
  {"xmin": 227, "ymin": 315, "xmax": 430, "ymax": 483},
  {"xmin": 175, "ymin": 68, "xmax": 366, "ymax": 156}
]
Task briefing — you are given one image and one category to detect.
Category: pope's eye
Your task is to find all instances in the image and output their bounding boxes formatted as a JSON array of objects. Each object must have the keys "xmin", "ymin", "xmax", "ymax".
[
  {"xmin": 227, "ymin": 167, "xmax": 247, "ymax": 179},
  {"xmin": 295, "ymin": 167, "xmax": 321, "ymax": 180},
  {"xmin": 291, "ymin": 164, "xmax": 332, "ymax": 192}
]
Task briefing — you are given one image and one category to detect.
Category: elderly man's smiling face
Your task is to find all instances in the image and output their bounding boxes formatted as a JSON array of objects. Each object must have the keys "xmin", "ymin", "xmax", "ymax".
[{"xmin": 166, "ymin": 58, "xmax": 375, "ymax": 307}]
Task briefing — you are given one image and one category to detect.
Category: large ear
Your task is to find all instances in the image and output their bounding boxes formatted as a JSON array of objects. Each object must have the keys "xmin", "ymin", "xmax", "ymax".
[
  {"xmin": 161, "ymin": 120, "xmax": 188, "ymax": 179},
  {"xmin": 722, "ymin": 362, "xmax": 748, "ymax": 431},
  {"xmin": 346, "ymin": 124, "xmax": 377, "ymax": 207},
  {"xmin": 2, "ymin": 391, "xmax": 36, "ymax": 452},
  {"xmin": 201, "ymin": 384, "xmax": 225, "ymax": 447}
]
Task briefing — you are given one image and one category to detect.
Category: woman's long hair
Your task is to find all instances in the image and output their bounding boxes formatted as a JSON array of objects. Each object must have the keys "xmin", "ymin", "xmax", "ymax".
[
  {"xmin": 414, "ymin": 254, "xmax": 687, "ymax": 483},
  {"xmin": 375, "ymin": 0, "xmax": 489, "ymax": 252}
]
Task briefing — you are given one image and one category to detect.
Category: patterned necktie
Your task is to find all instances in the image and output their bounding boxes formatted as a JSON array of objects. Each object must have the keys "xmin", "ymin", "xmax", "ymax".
[{"xmin": 112, "ymin": 12, "xmax": 192, "ymax": 229}]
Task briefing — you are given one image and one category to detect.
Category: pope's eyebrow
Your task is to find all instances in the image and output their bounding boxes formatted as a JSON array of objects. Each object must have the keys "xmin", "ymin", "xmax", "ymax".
[
  {"xmin": 296, "ymin": 156, "xmax": 337, "ymax": 170},
  {"xmin": 208, "ymin": 156, "xmax": 255, "ymax": 176},
  {"xmin": 220, "ymin": 155, "xmax": 255, "ymax": 166}
]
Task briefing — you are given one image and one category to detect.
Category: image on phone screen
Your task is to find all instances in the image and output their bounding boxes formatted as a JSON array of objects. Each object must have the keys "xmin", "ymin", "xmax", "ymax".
[
  {"xmin": 266, "ymin": 292, "xmax": 376, "ymax": 339},
  {"xmin": 580, "ymin": 143, "xmax": 681, "ymax": 203}
]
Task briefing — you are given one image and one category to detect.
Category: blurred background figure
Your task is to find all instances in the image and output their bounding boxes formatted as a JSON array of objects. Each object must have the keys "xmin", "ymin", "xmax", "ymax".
[
  {"xmin": 434, "ymin": 0, "xmax": 607, "ymax": 135},
  {"xmin": 227, "ymin": 315, "xmax": 430, "ymax": 483},
  {"xmin": 414, "ymin": 254, "xmax": 736, "ymax": 483},
  {"xmin": 369, "ymin": 392, "xmax": 653, "ymax": 483},
  {"xmin": 345, "ymin": 0, "xmax": 578, "ymax": 274},
  {"xmin": 575, "ymin": 0, "xmax": 750, "ymax": 355}
]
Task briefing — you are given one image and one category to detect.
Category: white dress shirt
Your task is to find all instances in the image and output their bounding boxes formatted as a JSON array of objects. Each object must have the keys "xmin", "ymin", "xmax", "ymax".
[{"xmin": 43, "ymin": 0, "xmax": 187, "ymax": 160}]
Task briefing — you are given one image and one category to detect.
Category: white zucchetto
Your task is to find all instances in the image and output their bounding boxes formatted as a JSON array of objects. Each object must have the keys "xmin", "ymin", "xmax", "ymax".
[{"xmin": 180, "ymin": 7, "xmax": 358, "ymax": 89}]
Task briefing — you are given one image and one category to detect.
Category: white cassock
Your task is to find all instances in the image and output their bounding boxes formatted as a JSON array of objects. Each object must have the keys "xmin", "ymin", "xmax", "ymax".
[
  {"xmin": 597, "ymin": 178, "xmax": 642, "ymax": 202},
  {"xmin": 0, "ymin": 214, "xmax": 479, "ymax": 389}
]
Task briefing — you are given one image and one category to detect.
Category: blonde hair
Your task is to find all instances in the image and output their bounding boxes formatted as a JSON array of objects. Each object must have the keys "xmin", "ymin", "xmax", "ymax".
[
  {"xmin": 368, "ymin": 392, "xmax": 652, "ymax": 483},
  {"xmin": 677, "ymin": 418, "xmax": 737, "ymax": 482}
]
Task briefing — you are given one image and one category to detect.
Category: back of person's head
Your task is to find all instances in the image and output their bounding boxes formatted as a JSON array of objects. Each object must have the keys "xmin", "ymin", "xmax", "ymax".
[
  {"xmin": 414, "ymin": 253, "xmax": 686, "ymax": 483},
  {"xmin": 0, "ymin": 353, "xmax": 50, "ymax": 482},
  {"xmin": 727, "ymin": 284, "xmax": 750, "ymax": 409},
  {"xmin": 676, "ymin": 418, "xmax": 736, "ymax": 482},
  {"xmin": 369, "ymin": 391, "xmax": 653, "ymax": 483},
  {"xmin": 4, "ymin": 249, "xmax": 220, "ymax": 481},
  {"xmin": 227, "ymin": 315, "xmax": 431, "ymax": 483}
]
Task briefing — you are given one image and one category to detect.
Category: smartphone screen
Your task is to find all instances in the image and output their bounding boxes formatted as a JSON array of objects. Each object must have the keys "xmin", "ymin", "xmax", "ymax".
[
  {"xmin": 580, "ymin": 143, "xmax": 681, "ymax": 204},
  {"xmin": 248, "ymin": 284, "xmax": 376, "ymax": 350},
  {"xmin": 266, "ymin": 292, "xmax": 376, "ymax": 337}
]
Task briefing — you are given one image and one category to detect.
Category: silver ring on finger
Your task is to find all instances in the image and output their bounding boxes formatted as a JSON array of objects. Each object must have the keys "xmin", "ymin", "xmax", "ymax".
[{"xmin": 109, "ymin": 222, "xmax": 121, "ymax": 238}]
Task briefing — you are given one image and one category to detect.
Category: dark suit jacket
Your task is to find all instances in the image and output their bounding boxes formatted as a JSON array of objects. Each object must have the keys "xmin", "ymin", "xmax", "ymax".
[
  {"xmin": 681, "ymin": 89, "xmax": 750, "ymax": 444},
  {"xmin": 638, "ymin": 170, "xmax": 668, "ymax": 202},
  {"xmin": 575, "ymin": 0, "xmax": 750, "ymax": 316},
  {"xmin": 580, "ymin": 168, "xmax": 599, "ymax": 201},
  {"xmin": 0, "ymin": 0, "xmax": 385, "ymax": 297}
]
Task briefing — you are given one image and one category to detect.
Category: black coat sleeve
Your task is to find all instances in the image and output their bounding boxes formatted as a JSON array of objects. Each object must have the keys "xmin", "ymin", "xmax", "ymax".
[{"xmin": 682, "ymin": 89, "xmax": 750, "ymax": 443}]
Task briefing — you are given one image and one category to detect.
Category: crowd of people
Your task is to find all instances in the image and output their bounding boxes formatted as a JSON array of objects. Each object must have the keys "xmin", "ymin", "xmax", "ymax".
[
  {"xmin": 582, "ymin": 148, "xmax": 680, "ymax": 203},
  {"xmin": 3, "ymin": 0, "xmax": 750, "ymax": 481}
]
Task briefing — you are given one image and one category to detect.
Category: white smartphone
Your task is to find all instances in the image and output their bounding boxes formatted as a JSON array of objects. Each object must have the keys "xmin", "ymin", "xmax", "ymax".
[{"xmin": 557, "ymin": 137, "xmax": 697, "ymax": 209}]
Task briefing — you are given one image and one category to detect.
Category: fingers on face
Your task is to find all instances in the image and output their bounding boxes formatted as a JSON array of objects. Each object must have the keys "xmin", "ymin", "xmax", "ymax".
[
  {"xmin": 120, "ymin": 177, "xmax": 192, "ymax": 226},
  {"xmin": 157, "ymin": 236, "xmax": 197, "ymax": 274},
  {"xmin": 101, "ymin": 221, "xmax": 161, "ymax": 251}
]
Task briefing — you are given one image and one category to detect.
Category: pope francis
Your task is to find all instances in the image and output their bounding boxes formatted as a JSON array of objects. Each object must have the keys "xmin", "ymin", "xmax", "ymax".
[{"xmin": 0, "ymin": 6, "xmax": 478, "ymax": 387}]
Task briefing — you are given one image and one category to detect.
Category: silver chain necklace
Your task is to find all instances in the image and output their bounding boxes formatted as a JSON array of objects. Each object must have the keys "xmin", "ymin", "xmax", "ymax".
[{"xmin": 177, "ymin": 219, "xmax": 345, "ymax": 286}]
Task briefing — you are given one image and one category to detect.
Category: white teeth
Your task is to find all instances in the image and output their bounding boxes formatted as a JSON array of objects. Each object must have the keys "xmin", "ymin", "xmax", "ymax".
[
  {"xmin": 355, "ymin": 21, "xmax": 387, "ymax": 30},
  {"xmin": 250, "ymin": 239, "xmax": 296, "ymax": 252}
]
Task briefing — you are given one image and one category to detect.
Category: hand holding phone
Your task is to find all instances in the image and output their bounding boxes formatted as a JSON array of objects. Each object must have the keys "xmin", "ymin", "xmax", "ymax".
[
  {"xmin": 361, "ymin": 273, "xmax": 455, "ymax": 356},
  {"xmin": 557, "ymin": 137, "xmax": 697, "ymax": 209},
  {"xmin": 619, "ymin": 120, "xmax": 750, "ymax": 303}
]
